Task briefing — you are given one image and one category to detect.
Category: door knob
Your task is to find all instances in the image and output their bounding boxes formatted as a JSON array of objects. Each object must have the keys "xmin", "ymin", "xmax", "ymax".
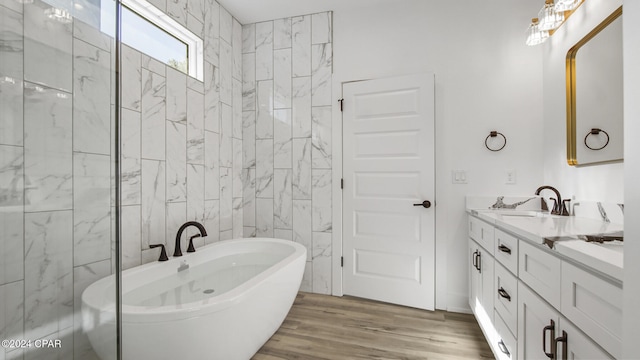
[{"xmin": 413, "ymin": 200, "xmax": 432, "ymax": 208}]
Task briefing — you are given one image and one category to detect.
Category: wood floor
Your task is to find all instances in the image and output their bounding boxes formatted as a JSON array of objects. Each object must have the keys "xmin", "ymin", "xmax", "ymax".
[{"xmin": 253, "ymin": 292, "xmax": 494, "ymax": 360}]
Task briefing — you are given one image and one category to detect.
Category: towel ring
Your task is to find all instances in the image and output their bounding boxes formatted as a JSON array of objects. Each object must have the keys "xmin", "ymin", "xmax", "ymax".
[
  {"xmin": 485, "ymin": 131, "xmax": 506, "ymax": 152},
  {"xmin": 584, "ymin": 128, "xmax": 609, "ymax": 151}
]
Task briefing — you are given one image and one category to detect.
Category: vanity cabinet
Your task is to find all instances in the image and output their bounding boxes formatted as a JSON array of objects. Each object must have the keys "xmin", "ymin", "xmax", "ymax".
[{"xmin": 468, "ymin": 213, "xmax": 621, "ymax": 360}]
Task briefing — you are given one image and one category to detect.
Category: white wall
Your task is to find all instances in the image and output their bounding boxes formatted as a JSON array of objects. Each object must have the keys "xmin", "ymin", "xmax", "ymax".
[
  {"xmin": 541, "ymin": 0, "xmax": 624, "ymax": 203},
  {"xmin": 330, "ymin": 0, "xmax": 545, "ymax": 311},
  {"xmin": 623, "ymin": 0, "xmax": 640, "ymax": 357}
]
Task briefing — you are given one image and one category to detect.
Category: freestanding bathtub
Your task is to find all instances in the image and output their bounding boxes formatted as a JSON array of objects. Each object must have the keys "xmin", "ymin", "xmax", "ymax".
[{"xmin": 82, "ymin": 238, "xmax": 306, "ymax": 360}]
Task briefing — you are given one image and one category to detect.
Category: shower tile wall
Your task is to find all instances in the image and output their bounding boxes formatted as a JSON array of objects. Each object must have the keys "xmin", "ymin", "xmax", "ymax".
[{"xmin": 242, "ymin": 12, "xmax": 333, "ymax": 294}]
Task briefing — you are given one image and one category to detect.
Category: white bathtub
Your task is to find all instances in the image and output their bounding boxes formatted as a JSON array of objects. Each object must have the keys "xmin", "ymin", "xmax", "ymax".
[{"xmin": 82, "ymin": 238, "xmax": 306, "ymax": 360}]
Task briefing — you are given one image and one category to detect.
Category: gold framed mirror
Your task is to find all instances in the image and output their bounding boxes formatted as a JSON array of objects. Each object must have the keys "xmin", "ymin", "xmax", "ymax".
[{"xmin": 566, "ymin": 6, "xmax": 623, "ymax": 166}]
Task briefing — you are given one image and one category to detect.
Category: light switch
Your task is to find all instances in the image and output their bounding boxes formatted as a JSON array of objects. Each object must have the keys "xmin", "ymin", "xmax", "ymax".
[
  {"xmin": 452, "ymin": 170, "xmax": 467, "ymax": 184},
  {"xmin": 505, "ymin": 169, "xmax": 516, "ymax": 184}
]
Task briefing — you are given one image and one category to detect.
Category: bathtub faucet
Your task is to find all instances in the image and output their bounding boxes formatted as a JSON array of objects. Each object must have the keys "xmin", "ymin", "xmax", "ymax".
[{"xmin": 174, "ymin": 221, "xmax": 208, "ymax": 257}]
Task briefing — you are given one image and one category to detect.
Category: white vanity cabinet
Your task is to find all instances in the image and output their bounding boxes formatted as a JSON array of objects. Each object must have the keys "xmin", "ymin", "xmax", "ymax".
[{"xmin": 467, "ymin": 213, "xmax": 621, "ymax": 360}]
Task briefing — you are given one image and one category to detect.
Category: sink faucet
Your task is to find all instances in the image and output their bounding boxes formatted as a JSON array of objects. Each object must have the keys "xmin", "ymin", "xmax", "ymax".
[
  {"xmin": 534, "ymin": 186, "xmax": 569, "ymax": 216},
  {"xmin": 174, "ymin": 221, "xmax": 207, "ymax": 257}
]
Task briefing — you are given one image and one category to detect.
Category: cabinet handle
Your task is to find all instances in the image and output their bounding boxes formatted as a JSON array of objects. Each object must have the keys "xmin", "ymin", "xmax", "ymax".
[
  {"xmin": 498, "ymin": 340, "xmax": 510, "ymax": 357},
  {"xmin": 543, "ymin": 319, "xmax": 556, "ymax": 359},
  {"xmin": 472, "ymin": 250, "xmax": 478, "ymax": 270},
  {"xmin": 497, "ymin": 287, "xmax": 511, "ymax": 301},
  {"xmin": 554, "ymin": 330, "xmax": 568, "ymax": 360},
  {"xmin": 498, "ymin": 244, "xmax": 512, "ymax": 254},
  {"xmin": 476, "ymin": 251, "xmax": 482, "ymax": 273}
]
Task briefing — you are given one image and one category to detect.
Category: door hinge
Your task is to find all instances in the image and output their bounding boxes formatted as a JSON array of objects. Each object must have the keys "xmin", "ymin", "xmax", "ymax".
[
  {"xmin": 338, "ymin": 98, "xmax": 344, "ymax": 112},
  {"xmin": 341, "ymin": 256, "xmax": 344, "ymax": 267},
  {"xmin": 341, "ymin": 178, "xmax": 344, "ymax": 189}
]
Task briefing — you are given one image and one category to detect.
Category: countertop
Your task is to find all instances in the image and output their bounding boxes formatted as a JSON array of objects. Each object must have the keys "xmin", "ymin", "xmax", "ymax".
[{"xmin": 467, "ymin": 208, "xmax": 624, "ymax": 282}]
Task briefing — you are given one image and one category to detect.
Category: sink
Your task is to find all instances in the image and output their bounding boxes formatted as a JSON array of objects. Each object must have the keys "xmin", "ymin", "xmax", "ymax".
[{"xmin": 484, "ymin": 210, "xmax": 549, "ymax": 218}]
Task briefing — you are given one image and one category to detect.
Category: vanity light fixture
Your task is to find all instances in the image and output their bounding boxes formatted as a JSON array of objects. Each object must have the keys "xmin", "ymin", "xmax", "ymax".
[
  {"xmin": 526, "ymin": 18, "xmax": 549, "ymax": 46},
  {"xmin": 554, "ymin": 0, "xmax": 581, "ymax": 12},
  {"xmin": 539, "ymin": 0, "xmax": 564, "ymax": 31},
  {"xmin": 44, "ymin": 7, "xmax": 73, "ymax": 24}
]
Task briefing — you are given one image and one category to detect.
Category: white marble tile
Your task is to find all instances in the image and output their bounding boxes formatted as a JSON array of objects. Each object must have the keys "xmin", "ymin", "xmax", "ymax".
[
  {"xmin": 0, "ymin": 281, "xmax": 24, "ymax": 350},
  {"xmin": 122, "ymin": 45, "xmax": 142, "ymax": 111},
  {"xmin": 203, "ymin": 61, "xmax": 220, "ymax": 132},
  {"xmin": 242, "ymin": 53, "xmax": 256, "ymax": 112},
  {"xmin": 24, "ymin": 83, "xmax": 73, "ymax": 212},
  {"xmin": 233, "ymin": 197, "xmax": 243, "ymax": 239},
  {"xmin": 187, "ymin": 164, "xmax": 205, "ymax": 222},
  {"xmin": 312, "ymin": 106, "xmax": 332, "ymax": 168},
  {"xmin": 0, "ymin": 7, "xmax": 23, "ymax": 147},
  {"xmin": 274, "ymin": 229, "xmax": 292, "ymax": 241},
  {"xmin": 24, "ymin": 0, "xmax": 73, "ymax": 92},
  {"xmin": 166, "ymin": 67, "xmax": 187, "ymax": 123},
  {"xmin": 187, "ymin": 0, "xmax": 205, "ymax": 23},
  {"xmin": 0, "ymin": 79, "xmax": 23, "ymax": 147},
  {"xmin": 0, "ymin": 146, "xmax": 23, "ymax": 285},
  {"xmin": 311, "ymin": 12, "xmax": 332, "ymax": 44},
  {"xmin": 256, "ymin": 198, "xmax": 274, "ymax": 238},
  {"xmin": 244, "ymin": 226, "xmax": 256, "ymax": 238},
  {"xmin": 233, "ymin": 78, "xmax": 243, "ymax": 139},
  {"xmin": 0, "ymin": 5, "xmax": 23, "ymax": 79},
  {"xmin": 141, "ymin": 248, "xmax": 159, "ymax": 265},
  {"xmin": 242, "ymin": 23, "xmax": 255, "ymax": 54},
  {"xmin": 311, "ymin": 43, "xmax": 332, "ymax": 106},
  {"xmin": 219, "ymin": 5, "xmax": 232, "ymax": 43},
  {"xmin": 274, "ymin": 109, "xmax": 292, "ymax": 169},
  {"xmin": 204, "ymin": 130, "xmax": 220, "ymax": 200},
  {"xmin": 165, "ymin": 201, "xmax": 186, "ymax": 257},
  {"xmin": 312, "ymin": 231, "xmax": 332, "ymax": 294},
  {"xmin": 187, "ymin": 75, "xmax": 204, "ymax": 94},
  {"xmin": 72, "ymin": 259, "xmax": 110, "ymax": 360},
  {"xmin": 274, "ymin": 18, "xmax": 292, "ymax": 50},
  {"xmin": 73, "ymin": 39, "xmax": 111, "ymax": 155},
  {"xmin": 166, "ymin": 121, "xmax": 187, "ymax": 202},
  {"xmin": 242, "ymin": 168, "xmax": 256, "ymax": 227},
  {"xmin": 274, "ymin": 169, "xmax": 292, "ymax": 229},
  {"xmin": 312, "ymin": 169, "xmax": 332, "ymax": 232},
  {"xmin": 120, "ymin": 108, "xmax": 141, "ymax": 206},
  {"xmin": 24, "ymin": 211, "xmax": 73, "ymax": 339},
  {"xmin": 73, "ymin": 19, "xmax": 111, "ymax": 53},
  {"xmin": 255, "ymin": 21, "xmax": 273, "ymax": 81},
  {"xmin": 293, "ymin": 138, "xmax": 312, "ymax": 199},
  {"xmin": 292, "ymin": 15, "xmax": 311, "ymax": 77},
  {"xmin": 147, "ymin": 0, "xmax": 166, "ymax": 13},
  {"xmin": 167, "ymin": 0, "xmax": 187, "ymax": 26},
  {"xmin": 274, "ymin": 48, "xmax": 292, "ymax": 109},
  {"xmin": 1, "ymin": 0, "xmax": 23, "ymax": 14},
  {"xmin": 257, "ymin": 80, "xmax": 274, "ymax": 139},
  {"xmin": 187, "ymin": 88, "xmax": 205, "ymax": 165},
  {"xmin": 293, "ymin": 200, "xmax": 312, "ymax": 261},
  {"xmin": 121, "ymin": 205, "xmax": 141, "ymax": 269},
  {"xmin": 141, "ymin": 69, "xmax": 166, "ymax": 160},
  {"xmin": 220, "ymin": 39, "xmax": 233, "ymax": 106},
  {"xmin": 187, "ymin": 13, "xmax": 204, "ymax": 39},
  {"xmin": 233, "ymin": 138, "xmax": 243, "ymax": 198},
  {"xmin": 256, "ymin": 139, "xmax": 274, "ymax": 198},
  {"xmin": 220, "ymin": 105, "xmax": 233, "ymax": 168},
  {"xmin": 220, "ymin": 230, "xmax": 233, "ymax": 241},
  {"xmin": 300, "ymin": 261, "xmax": 312, "ymax": 292},
  {"xmin": 203, "ymin": 0, "xmax": 219, "ymax": 66},
  {"xmin": 292, "ymin": 76, "xmax": 312, "ymax": 138},
  {"xmin": 141, "ymin": 160, "xmax": 166, "ymax": 249},
  {"xmin": 242, "ymin": 111, "xmax": 256, "ymax": 168},
  {"xmin": 220, "ymin": 167, "xmax": 232, "ymax": 231},
  {"xmin": 203, "ymin": 199, "xmax": 220, "ymax": 244},
  {"xmin": 73, "ymin": 153, "xmax": 111, "ymax": 266},
  {"xmin": 233, "ymin": 18, "xmax": 242, "ymax": 81}
]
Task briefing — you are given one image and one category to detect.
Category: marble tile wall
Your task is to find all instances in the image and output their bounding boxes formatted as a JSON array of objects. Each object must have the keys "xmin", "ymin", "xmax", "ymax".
[{"xmin": 242, "ymin": 12, "xmax": 333, "ymax": 294}]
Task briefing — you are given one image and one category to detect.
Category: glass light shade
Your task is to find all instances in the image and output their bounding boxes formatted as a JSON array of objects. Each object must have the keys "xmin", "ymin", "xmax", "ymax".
[
  {"xmin": 554, "ymin": 0, "xmax": 581, "ymax": 12},
  {"xmin": 538, "ymin": 0, "xmax": 565, "ymax": 31},
  {"xmin": 44, "ymin": 7, "xmax": 73, "ymax": 23},
  {"xmin": 526, "ymin": 18, "xmax": 549, "ymax": 46}
]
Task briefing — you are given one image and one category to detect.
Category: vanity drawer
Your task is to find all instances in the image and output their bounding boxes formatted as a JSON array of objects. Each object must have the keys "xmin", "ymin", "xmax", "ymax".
[
  {"xmin": 469, "ymin": 216, "xmax": 495, "ymax": 254},
  {"xmin": 495, "ymin": 229, "xmax": 518, "ymax": 275},
  {"xmin": 494, "ymin": 310, "xmax": 518, "ymax": 360},
  {"xmin": 495, "ymin": 262, "xmax": 518, "ymax": 336},
  {"xmin": 518, "ymin": 240, "xmax": 561, "ymax": 309},
  {"xmin": 561, "ymin": 261, "xmax": 622, "ymax": 359}
]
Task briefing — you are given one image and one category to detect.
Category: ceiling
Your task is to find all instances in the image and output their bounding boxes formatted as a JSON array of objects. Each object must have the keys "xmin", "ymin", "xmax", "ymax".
[{"xmin": 216, "ymin": 0, "xmax": 400, "ymax": 24}]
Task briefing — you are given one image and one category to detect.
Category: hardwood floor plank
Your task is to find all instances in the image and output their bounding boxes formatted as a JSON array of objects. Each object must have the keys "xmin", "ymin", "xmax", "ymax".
[{"xmin": 253, "ymin": 292, "xmax": 493, "ymax": 359}]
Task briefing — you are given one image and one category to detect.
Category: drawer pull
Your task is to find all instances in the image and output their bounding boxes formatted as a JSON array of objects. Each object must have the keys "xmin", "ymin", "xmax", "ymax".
[
  {"xmin": 554, "ymin": 330, "xmax": 568, "ymax": 360},
  {"xmin": 498, "ymin": 244, "xmax": 512, "ymax": 254},
  {"xmin": 472, "ymin": 250, "xmax": 478, "ymax": 270},
  {"xmin": 543, "ymin": 319, "xmax": 556, "ymax": 359},
  {"xmin": 498, "ymin": 287, "xmax": 511, "ymax": 301},
  {"xmin": 476, "ymin": 251, "xmax": 482, "ymax": 273},
  {"xmin": 498, "ymin": 340, "xmax": 510, "ymax": 357}
]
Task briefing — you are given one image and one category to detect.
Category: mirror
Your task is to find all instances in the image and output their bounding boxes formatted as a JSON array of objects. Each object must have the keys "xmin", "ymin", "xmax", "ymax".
[{"xmin": 566, "ymin": 7, "xmax": 623, "ymax": 166}]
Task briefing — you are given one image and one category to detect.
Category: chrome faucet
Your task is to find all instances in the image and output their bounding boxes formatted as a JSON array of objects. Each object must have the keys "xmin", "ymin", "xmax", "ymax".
[
  {"xmin": 534, "ymin": 186, "xmax": 570, "ymax": 216},
  {"xmin": 174, "ymin": 221, "xmax": 208, "ymax": 257}
]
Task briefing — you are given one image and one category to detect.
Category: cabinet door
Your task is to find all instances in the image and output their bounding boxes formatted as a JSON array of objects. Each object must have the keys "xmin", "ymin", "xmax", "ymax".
[
  {"xmin": 555, "ymin": 319, "xmax": 614, "ymax": 360},
  {"xmin": 480, "ymin": 246, "xmax": 494, "ymax": 320},
  {"xmin": 518, "ymin": 281, "xmax": 560, "ymax": 360}
]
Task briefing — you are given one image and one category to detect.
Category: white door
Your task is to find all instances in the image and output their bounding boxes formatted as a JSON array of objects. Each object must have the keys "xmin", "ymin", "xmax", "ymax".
[{"xmin": 342, "ymin": 74, "xmax": 435, "ymax": 310}]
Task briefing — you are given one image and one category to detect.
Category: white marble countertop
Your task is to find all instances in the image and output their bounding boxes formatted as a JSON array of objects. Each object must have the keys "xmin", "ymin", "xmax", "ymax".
[{"xmin": 467, "ymin": 208, "xmax": 624, "ymax": 282}]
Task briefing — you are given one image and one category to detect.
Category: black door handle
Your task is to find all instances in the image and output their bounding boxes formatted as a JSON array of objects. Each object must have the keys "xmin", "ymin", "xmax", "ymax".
[
  {"xmin": 498, "ymin": 287, "xmax": 511, "ymax": 301},
  {"xmin": 413, "ymin": 200, "xmax": 432, "ymax": 208},
  {"xmin": 498, "ymin": 244, "xmax": 512, "ymax": 254}
]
